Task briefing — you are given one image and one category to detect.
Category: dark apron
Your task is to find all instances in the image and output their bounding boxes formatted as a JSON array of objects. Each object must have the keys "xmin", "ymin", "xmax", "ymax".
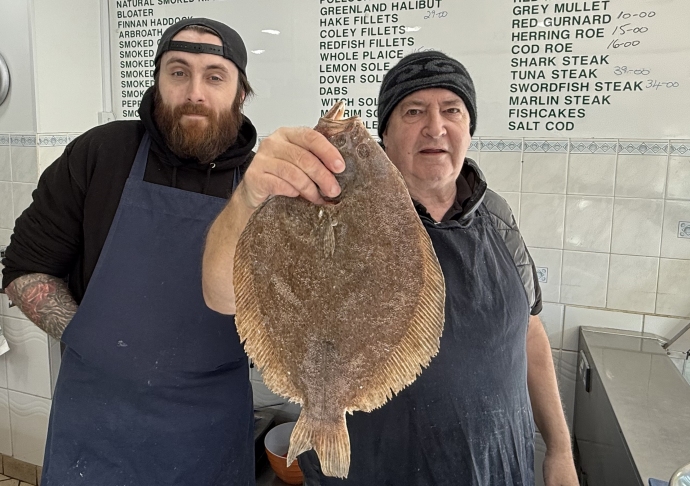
[
  {"xmin": 42, "ymin": 134, "xmax": 254, "ymax": 486},
  {"xmin": 300, "ymin": 205, "xmax": 534, "ymax": 486}
]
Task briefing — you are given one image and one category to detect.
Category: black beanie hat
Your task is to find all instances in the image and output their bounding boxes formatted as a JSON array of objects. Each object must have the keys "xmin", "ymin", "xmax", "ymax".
[
  {"xmin": 377, "ymin": 51, "xmax": 477, "ymax": 139},
  {"xmin": 154, "ymin": 18, "xmax": 247, "ymax": 76}
]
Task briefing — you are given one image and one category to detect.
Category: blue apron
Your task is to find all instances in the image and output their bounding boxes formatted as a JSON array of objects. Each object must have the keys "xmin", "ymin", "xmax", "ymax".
[
  {"xmin": 299, "ymin": 205, "xmax": 534, "ymax": 485},
  {"xmin": 42, "ymin": 134, "xmax": 254, "ymax": 486}
]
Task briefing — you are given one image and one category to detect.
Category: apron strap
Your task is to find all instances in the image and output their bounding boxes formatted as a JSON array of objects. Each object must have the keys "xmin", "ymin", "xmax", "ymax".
[
  {"xmin": 232, "ymin": 166, "xmax": 242, "ymax": 192},
  {"xmin": 129, "ymin": 132, "xmax": 152, "ymax": 181}
]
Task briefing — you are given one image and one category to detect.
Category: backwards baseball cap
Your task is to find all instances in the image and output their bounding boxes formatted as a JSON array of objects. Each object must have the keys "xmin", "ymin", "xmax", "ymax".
[
  {"xmin": 154, "ymin": 18, "xmax": 248, "ymax": 76},
  {"xmin": 377, "ymin": 51, "xmax": 477, "ymax": 139}
]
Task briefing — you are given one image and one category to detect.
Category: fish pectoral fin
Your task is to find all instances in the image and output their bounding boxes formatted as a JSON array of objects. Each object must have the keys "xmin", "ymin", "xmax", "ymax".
[{"xmin": 287, "ymin": 408, "xmax": 351, "ymax": 479}]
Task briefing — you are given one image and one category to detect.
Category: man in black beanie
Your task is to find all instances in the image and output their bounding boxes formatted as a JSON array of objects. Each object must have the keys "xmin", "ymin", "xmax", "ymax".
[
  {"xmin": 200, "ymin": 49, "xmax": 578, "ymax": 484},
  {"xmin": 298, "ymin": 51, "xmax": 578, "ymax": 486},
  {"xmin": 3, "ymin": 18, "xmax": 259, "ymax": 485}
]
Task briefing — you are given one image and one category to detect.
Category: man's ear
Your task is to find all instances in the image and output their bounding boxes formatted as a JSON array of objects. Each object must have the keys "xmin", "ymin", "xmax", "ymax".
[{"xmin": 380, "ymin": 128, "xmax": 388, "ymax": 151}]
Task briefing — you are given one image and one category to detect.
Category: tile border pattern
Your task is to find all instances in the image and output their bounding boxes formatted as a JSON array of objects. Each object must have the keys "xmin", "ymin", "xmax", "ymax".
[
  {"xmin": 524, "ymin": 140, "xmax": 568, "ymax": 153},
  {"xmin": 569, "ymin": 140, "xmax": 618, "ymax": 154},
  {"xmin": 8, "ymin": 135, "xmax": 36, "ymax": 147},
  {"xmin": 617, "ymin": 141, "xmax": 669, "ymax": 156},
  {"xmin": 679, "ymin": 222, "xmax": 690, "ymax": 239},
  {"xmin": 470, "ymin": 138, "xmax": 687, "ymax": 154},
  {"xmin": 37, "ymin": 134, "xmax": 80, "ymax": 147},
  {"xmin": 1, "ymin": 134, "xmax": 689, "ymax": 153},
  {"xmin": 0, "ymin": 133, "xmax": 81, "ymax": 148},
  {"xmin": 670, "ymin": 142, "xmax": 690, "ymax": 156}
]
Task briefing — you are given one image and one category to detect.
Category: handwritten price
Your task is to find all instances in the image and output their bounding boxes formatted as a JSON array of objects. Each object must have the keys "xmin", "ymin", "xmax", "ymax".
[
  {"xmin": 611, "ymin": 23, "xmax": 649, "ymax": 35},
  {"xmin": 424, "ymin": 10, "xmax": 448, "ymax": 19},
  {"xmin": 646, "ymin": 80, "xmax": 680, "ymax": 90},
  {"xmin": 607, "ymin": 38, "xmax": 640, "ymax": 49},
  {"xmin": 614, "ymin": 66, "xmax": 650, "ymax": 76},
  {"xmin": 618, "ymin": 10, "xmax": 655, "ymax": 19}
]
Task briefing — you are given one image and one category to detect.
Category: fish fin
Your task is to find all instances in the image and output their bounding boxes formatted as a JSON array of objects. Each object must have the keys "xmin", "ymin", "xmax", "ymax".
[
  {"xmin": 287, "ymin": 409, "xmax": 351, "ymax": 479},
  {"xmin": 234, "ymin": 206, "xmax": 304, "ymax": 402}
]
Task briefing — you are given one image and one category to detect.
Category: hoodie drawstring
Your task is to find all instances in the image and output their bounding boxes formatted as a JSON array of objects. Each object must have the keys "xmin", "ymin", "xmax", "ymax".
[{"xmin": 171, "ymin": 166, "xmax": 177, "ymax": 189}]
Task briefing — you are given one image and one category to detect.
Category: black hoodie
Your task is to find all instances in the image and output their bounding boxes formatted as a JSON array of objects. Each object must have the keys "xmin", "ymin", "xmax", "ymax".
[{"xmin": 2, "ymin": 87, "xmax": 258, "ymax": 302}]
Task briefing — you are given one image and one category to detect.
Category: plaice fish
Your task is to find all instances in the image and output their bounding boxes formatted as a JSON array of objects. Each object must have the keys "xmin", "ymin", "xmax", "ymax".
[{"xmin": 233, "ymin": 102, "xmax": 446, "ymax": 478}]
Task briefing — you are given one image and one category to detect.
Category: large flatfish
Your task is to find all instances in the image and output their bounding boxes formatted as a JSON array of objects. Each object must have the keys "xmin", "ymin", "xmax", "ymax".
[{"xmin": 233, "ymin": 102, "xmax": 445, "ymax": 478}]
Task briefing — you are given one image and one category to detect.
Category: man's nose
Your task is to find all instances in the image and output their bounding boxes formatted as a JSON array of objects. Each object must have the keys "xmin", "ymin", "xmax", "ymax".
[
  {"xmin": 423, "ymin": 110, "xmax": 446, "ymax": 138},
  {"xmin": 186, "ymin": 75, "xmax": 206, "ymax": 103}
]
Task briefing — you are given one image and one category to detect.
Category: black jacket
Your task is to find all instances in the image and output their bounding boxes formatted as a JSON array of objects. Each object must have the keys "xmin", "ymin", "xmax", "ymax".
[
  {"xmin": 415, "ymin": 159, "xmax": 542, "ymax": 315},
  {"xmin": 1, "ymin": 86, "xmax": 257, "ymax": 302}
]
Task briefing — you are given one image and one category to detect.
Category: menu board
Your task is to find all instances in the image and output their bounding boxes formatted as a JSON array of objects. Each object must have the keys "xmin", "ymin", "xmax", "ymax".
[{"xmin": 110, "ymin": 0, "xmax": 690, "ymax": 138}]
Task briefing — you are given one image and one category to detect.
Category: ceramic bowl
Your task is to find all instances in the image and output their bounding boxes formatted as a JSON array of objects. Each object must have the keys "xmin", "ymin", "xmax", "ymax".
[{"xmin": 264, "ymin": 422, "xmax": 304, "ymax": 485}]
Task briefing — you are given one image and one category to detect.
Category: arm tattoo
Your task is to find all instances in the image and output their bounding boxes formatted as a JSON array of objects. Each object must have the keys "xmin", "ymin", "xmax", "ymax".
[{"xmin": 5, "ymin": 273, "xmax": 78, "ymax": 340}]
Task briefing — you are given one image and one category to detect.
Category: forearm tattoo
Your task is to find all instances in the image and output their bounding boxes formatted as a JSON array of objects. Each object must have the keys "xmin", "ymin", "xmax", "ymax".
[{"xmin": 5, "ymin": 273, "xmax": 78, "ymax": 340}]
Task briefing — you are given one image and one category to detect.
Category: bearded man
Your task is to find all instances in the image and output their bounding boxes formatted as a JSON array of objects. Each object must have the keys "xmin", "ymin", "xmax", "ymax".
[{"xmin": 2, "ymin": 19, "xmax": 258, "ymax": 486}]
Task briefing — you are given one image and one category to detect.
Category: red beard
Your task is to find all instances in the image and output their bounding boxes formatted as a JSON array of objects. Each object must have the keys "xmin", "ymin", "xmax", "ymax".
[{"xmin": 153, "ymin": 88, "xmax": 243, "ymax": 164}]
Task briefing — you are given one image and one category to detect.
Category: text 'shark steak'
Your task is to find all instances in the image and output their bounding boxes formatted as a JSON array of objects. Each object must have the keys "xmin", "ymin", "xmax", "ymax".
[{"xmin": 233, "ymin": 102, "xmax": 446, "ymax": 478}]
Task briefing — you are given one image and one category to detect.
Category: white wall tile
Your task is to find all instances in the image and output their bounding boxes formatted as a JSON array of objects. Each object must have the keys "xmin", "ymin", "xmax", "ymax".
[
  {"xmin": 10, "ymin": 146, "xmax": 38, "ymax": 183},
  {"xmin": 0, "ymin": 182, "xmax": 14, "ymax": 229},
  {"xmin": 606, "ymin": 255, "xmax": 658, "ymax": 313},
  {"xmin": 564, "ymin": 196, "xmax": 613, "ymax": 252},
  {"xmin": 560, "ymin": 251, "xmax": 609, "ymax": 307},
  {"xmin": 529, "ymin": 248, "xmax": 562, "ymax": 303},
  {"xmin": 563, "ymin": 307, "xmax": 643, "ymax": 351},
  {"xmin": 48, "ymin": 336, "xmax": 61, "ymax": 394},
  {"xmin": 667, "ymin": 156, "xmax": 690, "ymax": 200},
  {"xmin": 0, "ymin": 351, "xmax": 7, "ymax": 388},
  {"xmin": 4, "ymin": 317, "xmax": 52, "ymax": 399},
  {"xmin": 539, "ymin": 302, "xmax": 564, "ymax": 349},
  {"xmin": 0, "ymin": 228, "xmax": 11, "ymax": 246},
  {"xmin": 660, "ymin": 200, "xmax": 690, "ymax": 259},
  {"xmin": 0, "ymin": 388, "xmax": 11, "ymax": 456},
  {"xmin": 558, "ymin": 350, "xmax": 578, "ymax": 429},
  {"xmin": 656, "ymin": 258, "xmax": 690, "ymax": 317},
  {"xmin": 0, "ymin": 145, "xmax": 11, "ymax": 182},
  {"xmin": 552, "ymin": 348, "xmax": 561, "ymax": 375},
  {"xmin": 521, "ymin": 152, "xmax": 567, "ymax": 194},
  {"xmin": 38, "ymin": 146, "xmax": 64, "ymax": 176},
  {"xmin": 496, "ymin": 192, "xmax": 520, "ymax": 224},
  {"xmin": 11, "ymin": 183, "xmax": 36, "ymax": 221},
  {"xmin": 644, "ymin": 315, "xmax": 690, "ymax": 340},
  {"xmin": 611, "ymin": 198, "xmax": 663, "ymax": 257},
  {"xmin": 519, "ymin": 194, "xmax": 565, "ymax": 249},
  {"xmin": 615, "ymin": 155, "xmax": 668, "ymax": 199},
  {"xmin": 8, "ymin": 390, "xmax": 50, "ymax": 466},
  {"xmin": 479, "ymin": 151, "xmax": 522, "ymax": 192},
  {"xmin": 567, "ymin": 153, "xmax": 616, "ymax": 196},
  {"xmin": 2, "ymin": 294, "xmax": 28, "ymax": 320}
]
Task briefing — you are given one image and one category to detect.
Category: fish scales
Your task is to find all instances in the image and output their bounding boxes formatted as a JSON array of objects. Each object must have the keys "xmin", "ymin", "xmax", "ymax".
[{"xmin": 233, "ymin": 102, "xmax": 446, "ymax": 478}]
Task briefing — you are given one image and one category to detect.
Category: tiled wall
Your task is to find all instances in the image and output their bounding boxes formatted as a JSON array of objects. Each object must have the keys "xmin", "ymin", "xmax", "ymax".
[
  {"xmin": 0, "ymin": 134, "xmax": 78, "ymax": 467},
  {"xmin": 3, "ymin": 135, "xmax": 689, "ymax": 475},
  {"xmin": 466, "ymin": 138, "xmax": 690, "ymax": 485}
]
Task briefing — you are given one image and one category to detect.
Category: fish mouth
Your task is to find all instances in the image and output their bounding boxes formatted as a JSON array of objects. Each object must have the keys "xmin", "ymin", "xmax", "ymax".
[
  {"xmin": 323, "ymin": 101, "xmax": 346, "ymax": 121},
  {"xmin": 318, "ymin": 101, "xmax": 360, "ymax": 137}
]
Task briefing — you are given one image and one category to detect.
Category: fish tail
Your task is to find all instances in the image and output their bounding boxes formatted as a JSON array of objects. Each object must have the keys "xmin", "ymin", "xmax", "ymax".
[{"xmin": 287, "ymin": 409, "xmax": 351, "ymax": 478}]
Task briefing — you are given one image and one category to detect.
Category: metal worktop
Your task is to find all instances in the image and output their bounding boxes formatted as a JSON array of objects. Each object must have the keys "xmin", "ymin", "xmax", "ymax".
[{"xmin": 575, "ymin": 327, "xmax": 690, "ymax": 485}]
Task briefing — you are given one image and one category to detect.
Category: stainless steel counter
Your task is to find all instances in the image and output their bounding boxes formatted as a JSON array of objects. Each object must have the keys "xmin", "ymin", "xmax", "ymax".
[{"xmin": 575, "ymin": 327, "xmax": 690, "ymax": 485}]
